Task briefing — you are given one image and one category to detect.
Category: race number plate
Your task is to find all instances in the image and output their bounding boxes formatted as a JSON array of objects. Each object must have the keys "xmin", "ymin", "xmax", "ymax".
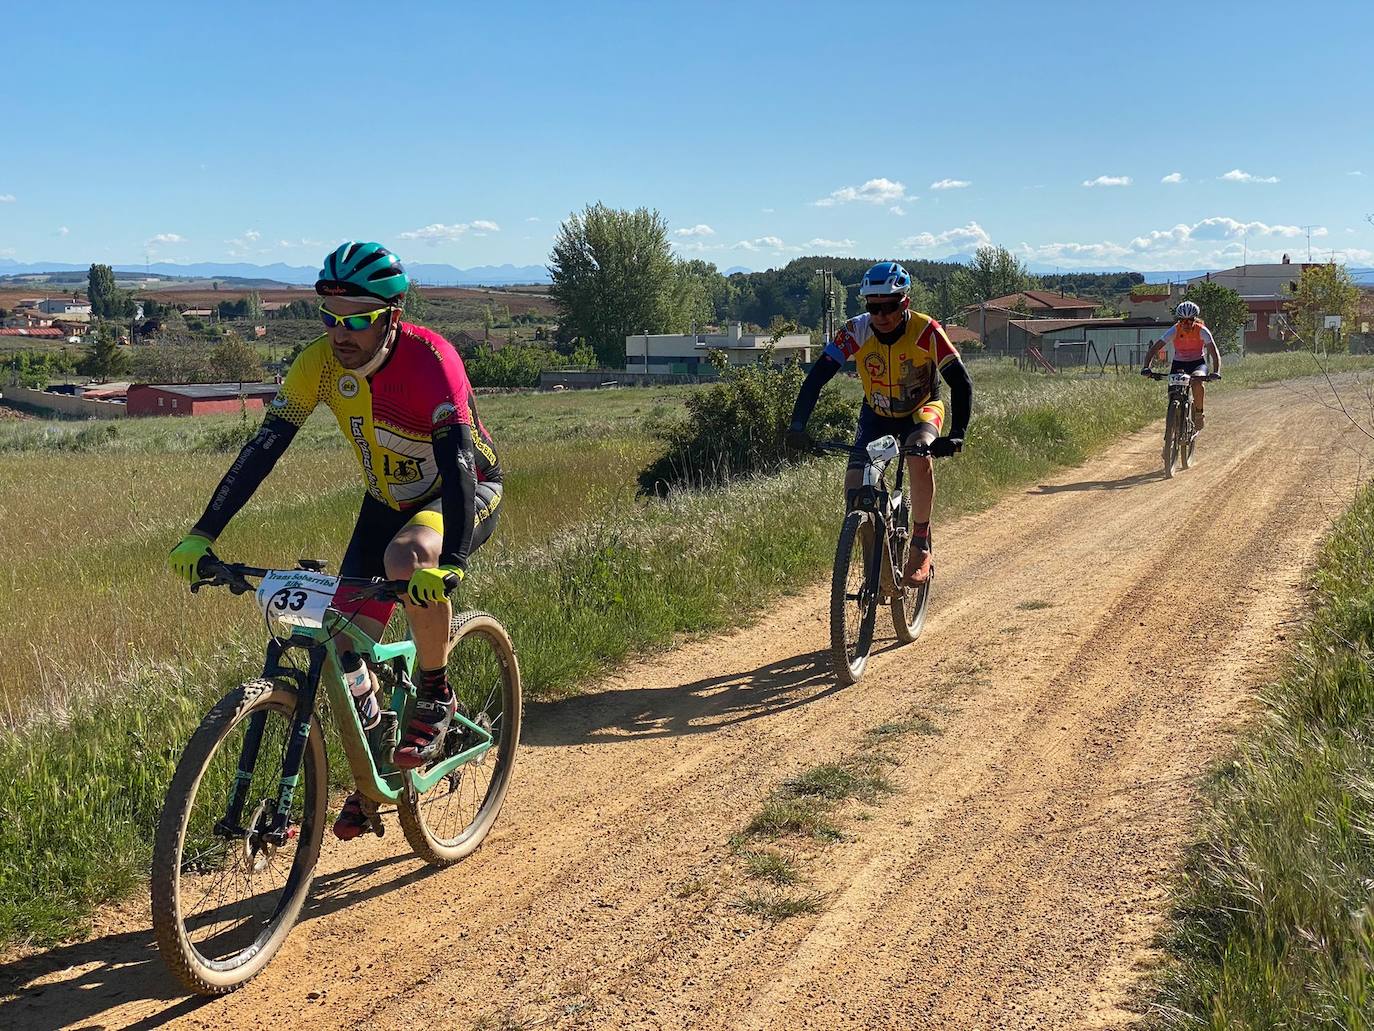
[
  {"xmin": 255, "ymin": 570, "xmax": 342, "ymax": 628},
  {"xmin": 1169, "ymin": 373, "xmax": 1191, "ymax": 386}
]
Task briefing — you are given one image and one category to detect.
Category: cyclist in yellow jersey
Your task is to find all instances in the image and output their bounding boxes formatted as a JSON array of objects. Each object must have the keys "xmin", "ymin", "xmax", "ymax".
[{"xmin": 788, "ymin": 261, "xmax": 972, "ymax": 585}]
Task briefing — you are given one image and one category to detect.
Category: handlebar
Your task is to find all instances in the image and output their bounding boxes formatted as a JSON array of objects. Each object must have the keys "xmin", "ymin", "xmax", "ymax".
[
  {"xmin": 191, "ymin": 557, "xmax": 413, "ymax": 603},
  {"xmin": 1144, "ymin": 371, "xmax": 1220, "ymax": 381},
  {"xmin": 812, "ymin": 439, "xmax": 955, "ymax": 458}
]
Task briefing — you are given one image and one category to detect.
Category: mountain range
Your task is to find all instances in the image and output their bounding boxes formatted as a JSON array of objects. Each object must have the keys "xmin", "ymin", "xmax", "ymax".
[{"xmin": 0, "ymin": 258, "xmax": 552, "ymax": 287}]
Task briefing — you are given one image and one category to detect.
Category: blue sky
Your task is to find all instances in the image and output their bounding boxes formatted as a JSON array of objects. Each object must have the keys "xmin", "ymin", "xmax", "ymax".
[{"xmin": 3, "ymin": 0, "xmax": 1372, "ymax": 272}]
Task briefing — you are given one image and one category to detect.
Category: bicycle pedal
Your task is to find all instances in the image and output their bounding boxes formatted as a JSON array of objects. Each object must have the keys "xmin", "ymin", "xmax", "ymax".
[{"xmin": 368, "ymin": 815, "xmax": 385, "ymax": 838}]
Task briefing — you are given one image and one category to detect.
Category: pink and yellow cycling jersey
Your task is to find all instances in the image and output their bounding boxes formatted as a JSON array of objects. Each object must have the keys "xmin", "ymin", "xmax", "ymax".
[
  {"xmin": 1158, "ymin": 319, "xmax": 1216, "ymax": 362},
  {"xmin": 269, "ymin": 323, "xmax": 499, "ymax": 510}
]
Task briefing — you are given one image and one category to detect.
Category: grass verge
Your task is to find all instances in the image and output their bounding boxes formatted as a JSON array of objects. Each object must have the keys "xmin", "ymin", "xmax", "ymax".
[{"xmin": 1148, "ymin": 483, "xmax": 1374, "ymax": 1027}]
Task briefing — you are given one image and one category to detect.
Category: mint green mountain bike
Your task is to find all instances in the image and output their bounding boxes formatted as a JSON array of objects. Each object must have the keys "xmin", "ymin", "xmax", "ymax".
[{"xmin": 151, "ymin": 558, "xmax": 521, "ymax": 995}]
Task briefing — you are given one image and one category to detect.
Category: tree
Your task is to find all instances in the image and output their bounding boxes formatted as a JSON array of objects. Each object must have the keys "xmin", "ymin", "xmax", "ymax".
[
  {"xmin": 402, "ymin": 280, "xmax": 426, "ymax": 320},
  {"xmin": 1285, "ymin": 263, "xmax": 1360, "ymax": 351},
  {"xmin": 246, "ymin": 291, "xmax": 264, "ymax": 322},
  {"xmin": 948, "ymin": 246, "xmax": 1035, "ymax": 312},
  {"xmin": 80, "ymin": 322, "xmax": 129, "ymax": 381},
  {"xmin": 549, "ymin": 202, "xmax": 679, "ymax": 367},
  {"xmin": 87, "ymin": 263, "xmax": 119, "ymax": 318},
  {"xmin": 1181, "ymin": 280, "xmax": 1249, "ymax": 354},
  {"xmin": 209, "ymin": 332, "xmax": 266, "ymax": 382}
]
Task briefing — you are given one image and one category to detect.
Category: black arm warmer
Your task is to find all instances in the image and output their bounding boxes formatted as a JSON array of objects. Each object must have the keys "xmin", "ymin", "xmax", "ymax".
[
  {"xmin": 941, "ymin": 359, "xmax": 973, "ymax": 440},
  {"xmin": 789, "ymin": 354, "xmax": 843, "ymax": 430},
  {"xmin": 433, "ymin": 422, "xmax": 478, "ymax": 571},
  {"xmin": 192, "ymin": 415, "xmax": 299, "ymax": 539}
]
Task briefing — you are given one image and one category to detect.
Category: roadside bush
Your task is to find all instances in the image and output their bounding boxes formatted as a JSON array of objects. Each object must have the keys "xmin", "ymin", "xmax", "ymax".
[{"xmin": 637, "ymin": 349, "xmax": 857, "ymax": 493}]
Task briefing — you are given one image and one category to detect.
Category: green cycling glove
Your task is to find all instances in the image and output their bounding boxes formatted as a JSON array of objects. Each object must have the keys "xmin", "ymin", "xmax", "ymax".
[
  {"xmin": 168, "ymin": 533, "xmax": 214, "ymax": 584},
  {"xmin": 407, "ymin": 564, "xmax": 464, "ymax": 606}
]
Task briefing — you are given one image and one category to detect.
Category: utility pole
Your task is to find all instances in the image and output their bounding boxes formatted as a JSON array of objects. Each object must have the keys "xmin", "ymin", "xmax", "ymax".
[
  {"xmin": 1300, "ymin": 225, "xmax": 1318, "ymax": 263},
  {"xmin": 814, "ymin": 268, "xmax": 835, "ymax": 344}
]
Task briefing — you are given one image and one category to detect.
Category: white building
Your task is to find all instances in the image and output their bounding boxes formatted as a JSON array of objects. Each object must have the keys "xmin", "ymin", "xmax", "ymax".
[
  {"xmin": 625, "ymin": 322, "xmax": 812, "ymax": 375},
  {"xmin": 38, "ymin": 298, "xmax": 93, "ymax": 315}
]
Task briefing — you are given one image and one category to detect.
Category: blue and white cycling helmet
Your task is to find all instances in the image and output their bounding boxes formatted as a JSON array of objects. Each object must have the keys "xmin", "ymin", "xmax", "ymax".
[
  {"xmin": 859, "ymin": 260, "xmax": 912, "ymax": 297},
  {"xmin": 1175, "ymin": 300, "xmax": 1200, "ymax": 320}
]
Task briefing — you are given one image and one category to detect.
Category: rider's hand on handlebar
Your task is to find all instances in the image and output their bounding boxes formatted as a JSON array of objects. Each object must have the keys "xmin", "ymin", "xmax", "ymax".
[
  {"xmin": 930, "ymin": 437, "xmax": 963, "ymax": 458},
  {"xmin": 406, "ymin": 564, "xmax": 464, "ymax": 607},
  {"xmin": 169, "ymin": 533, "xmax": 216, "ymax": 585},
  {"xmin": 784, "ymin": 427, "xmax": 812, "ymax": 453},
  {"xmin": 1209, "ymin": 371, "xmax": 1222, "ymax": 381}
]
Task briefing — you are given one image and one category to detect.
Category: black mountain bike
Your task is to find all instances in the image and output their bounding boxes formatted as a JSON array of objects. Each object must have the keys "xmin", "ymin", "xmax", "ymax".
[
  {"xmin": 814, "ymin": 435, "xmax": 954, "ymax": 684},
  {"xmin": 1147, "ymin": 369, "xmax": 1219, "ymax": 478}
]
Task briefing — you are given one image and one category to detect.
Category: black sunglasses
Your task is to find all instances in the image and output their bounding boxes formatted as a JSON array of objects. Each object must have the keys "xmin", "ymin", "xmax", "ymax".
[{"xmin": 865, "ymin": 298, "xmax": 904, "ymax": 316}]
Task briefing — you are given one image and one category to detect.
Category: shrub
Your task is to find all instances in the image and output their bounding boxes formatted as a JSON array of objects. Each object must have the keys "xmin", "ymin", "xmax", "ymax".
[{"xmin": 637, "ymin": 349, "xmax": 857, "ymax": 493}]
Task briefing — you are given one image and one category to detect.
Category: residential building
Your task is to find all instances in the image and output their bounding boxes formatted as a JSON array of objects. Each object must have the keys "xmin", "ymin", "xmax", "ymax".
[
  {"xmin": 1126, "ymin": 283, "xmax": 1186, "ymax": 322},
  {"xmin": 1188, "ymin": 255, "xmax": 1316, "ymax": 349},
  {"xmin": 962, "ymin": 290, "xmax": 1098, "ymax": 352},
  {"xmin": 126, "ymin": 382, "xmax": 281, "ymax": 417},
  {"xmin": 38, "ymin": 298, "xmax": 93, "ymax": 315},
  {"xmin": 625, "ymin": 322, "xmax": 812, "ymax": 375}
]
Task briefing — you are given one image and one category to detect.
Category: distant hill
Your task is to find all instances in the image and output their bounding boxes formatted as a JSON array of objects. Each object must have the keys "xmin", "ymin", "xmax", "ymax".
[{"xmin": 0, "ymin": 258, "xmax": 552, "ymax": 287}]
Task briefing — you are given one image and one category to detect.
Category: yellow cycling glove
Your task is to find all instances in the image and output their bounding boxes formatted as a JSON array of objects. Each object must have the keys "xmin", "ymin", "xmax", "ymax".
[
  {"xmin": 168, "ymin": 533, "xmax": 215, "ymax": 584},
  {"xmin": 406, "ymin": 565, "xmax": 464, "ymax": 606}
]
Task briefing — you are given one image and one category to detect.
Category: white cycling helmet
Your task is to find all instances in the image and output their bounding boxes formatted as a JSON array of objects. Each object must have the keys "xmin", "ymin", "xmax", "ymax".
[
  {"xmin": 859, "ymin": 261, "xmax": 912, "ymax": 297},
  {"xmin": 1175, "ymin": 300, "xmax": 1200, "ymax": 320}
]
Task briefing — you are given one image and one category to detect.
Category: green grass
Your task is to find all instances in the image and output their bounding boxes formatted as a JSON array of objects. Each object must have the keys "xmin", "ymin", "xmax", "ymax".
[
  {"xmin": 742, "ymin": 849, "xmax": 801, "ymax": 886},
  {"xmin": 0, "ymin": 356, "xmax": 1365, "ymax": 949},
  {"xmin": 1148, "ymin": 483, "xmax": 1374, "ymax": 1027},
  {"xmin": 733, "ymin": 887, "xmax": 827, "ymax": 922}
]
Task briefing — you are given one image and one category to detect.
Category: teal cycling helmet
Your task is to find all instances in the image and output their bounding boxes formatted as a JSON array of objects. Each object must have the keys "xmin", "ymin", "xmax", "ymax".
[{"xmin": 315, "ymin": 241, "xmax": 410, "ymax": 302}]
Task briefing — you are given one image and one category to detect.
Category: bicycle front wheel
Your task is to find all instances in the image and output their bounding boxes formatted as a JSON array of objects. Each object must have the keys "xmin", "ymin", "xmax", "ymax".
[
  {"xmin": 398, "ymin": 611, "xmax": 521, "ymax": 866},
  {"xmin": 830, "ymin": 510, "xmax": 879, "ymax": 684},
  {"xmin": 151, "ymin": 680, "xmax": 327, "ymax": 995},
  {"xmin": 1162, "ymin": 400, "xmax": 1180, "ymax": 479}
]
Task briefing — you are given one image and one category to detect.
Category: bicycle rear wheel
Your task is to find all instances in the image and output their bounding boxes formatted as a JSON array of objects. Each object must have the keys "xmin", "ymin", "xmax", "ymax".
[
  {"xmin": 151, "ymin": 680, "xmax": 326, "ymax": 995},
  {"xmin": 398, "ymin": 612, "xmax": 521, "ymax": 866},
  {"xmin": 830, "ymin": 510, "xmax": 879, "ymax": 684},
  {"xmin": 1180, "ymin": 404, "xmax": 1196, "ymax": 469},
  {"xmin": 890, "ymin": 530, "xmax": 933, "ymax": 644}
]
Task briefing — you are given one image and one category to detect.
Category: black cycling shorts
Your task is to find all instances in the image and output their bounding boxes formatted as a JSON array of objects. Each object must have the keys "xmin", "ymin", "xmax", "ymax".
[
  {"xmin": 1170, "ymin": 358, "xmax": 1208, "ymax": 377},
  {"xmin": 339, "ymin": 483, "xmax": 502, "ymax": 580},
  {"xmin": 849, "ymin": 402, "xmax": 944, "ymax": 470}
]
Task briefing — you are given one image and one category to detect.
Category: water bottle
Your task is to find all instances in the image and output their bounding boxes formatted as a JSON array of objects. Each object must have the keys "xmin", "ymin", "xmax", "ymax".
[{"xmin": 340, "ymin": 651, "xmax": 380, "ymax": 731}]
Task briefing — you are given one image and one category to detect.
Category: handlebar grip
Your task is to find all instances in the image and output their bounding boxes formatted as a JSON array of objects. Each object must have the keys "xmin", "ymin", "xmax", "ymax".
[{"xmin": 442, "ymin": 571, "xmax": 461, "ymax": 594}]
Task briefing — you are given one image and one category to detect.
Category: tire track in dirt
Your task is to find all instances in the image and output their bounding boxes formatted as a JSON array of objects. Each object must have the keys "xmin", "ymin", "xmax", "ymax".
[{"xmin": 2, "ymin": 375, "xmax": 1368, "ymax": 1031}]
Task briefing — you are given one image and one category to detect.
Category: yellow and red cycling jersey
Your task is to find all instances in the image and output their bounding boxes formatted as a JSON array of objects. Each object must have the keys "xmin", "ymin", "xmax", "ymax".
[{"xmin": 824, "ymin": 311, "xmax": 961, "ymax": 417}]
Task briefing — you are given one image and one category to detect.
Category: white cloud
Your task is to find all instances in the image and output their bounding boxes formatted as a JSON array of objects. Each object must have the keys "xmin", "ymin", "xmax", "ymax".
[
  {"xmin": 0, "ymin": 194, "xmax": 14, "ymax": 203},
  {"xmin": 398, "ymin": 221, "xmax": 501, "ymax": 243},
  {"xmin": 1017, "ymin": 214, "xmax": 1332, "ymax": 268},
  {"xmin": 1219, "ymin": 168, "xmax": 1280, "ymax": 184},
  {"xmin": 1161, "ymin": 172, "xmax": 1185, "ymax": 184},
  {"xmin": 57, "ymin": 226, "xmax": 69, "ymax": 236},
  {"xmin": 930, "ymin": 178, "xmax": 970, "ymax": 190},
  {"xmin": 674, "ymin": 224, "xmax": 716, "ymax": 238},
  {"xmin": 1348, "ymin": 171, "xmax": 1364, "ymax": 177},
  {"xmin": 803, "ymin": 238, "xmax": 856, "ymax": 251},
  {"xmin": 900, "ymin": 221, "xmax": 993, "ymax": 253},
  {"xmin": 733, "ymin": 236, "xmax": 788, "ymax": 252},
  {"xmin": 147, "ymin": 233, "xmax": 186, "ymax": 247},
  {"xmin": 1082, "ymin": 175, "xmax": 1132, "ymax": 187},
  {"xmin": 889, "ymin": 205, "xmax": 906, "ymax": 216},
  {"xmin": 813, "ymin": 177, "xmax": 908, "ymax": 207},
  {"xmin": 761, "ymin": 207, "xmax": 775, "ymax": 214},
  {"xmin": 525, "ymin": 216, "xmax": 541, "ymax": 222}
]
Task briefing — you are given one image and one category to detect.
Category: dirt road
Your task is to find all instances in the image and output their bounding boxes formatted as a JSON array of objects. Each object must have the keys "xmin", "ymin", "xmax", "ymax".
[{"xmin": 4, "ymin": 374, "xmax": 1369, "ymax": 1030}]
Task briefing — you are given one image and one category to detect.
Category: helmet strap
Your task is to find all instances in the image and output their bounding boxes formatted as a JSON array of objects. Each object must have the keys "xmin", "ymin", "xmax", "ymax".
[{"xmin": 348, "ymin": 309, "xmax": 401, "ymax": 378}]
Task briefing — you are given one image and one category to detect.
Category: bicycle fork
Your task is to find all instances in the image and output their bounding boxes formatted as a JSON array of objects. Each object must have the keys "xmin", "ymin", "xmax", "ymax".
[{"xmin": 216, "ymin": 640, "xmax": 324, "ymax": 848}]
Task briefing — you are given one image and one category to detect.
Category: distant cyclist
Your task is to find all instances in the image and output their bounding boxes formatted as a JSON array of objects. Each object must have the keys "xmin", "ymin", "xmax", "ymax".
[
  {"xmin": 167, "ymin": 241, "xmax": 503, "ymax": 840},
  {"xmin": 787, "ymin": 261, "xmax": 972, "ymax": 586},
  {"xmin": 1141, "ymin": 300, "xmax": 1222, "ymax": 428}
]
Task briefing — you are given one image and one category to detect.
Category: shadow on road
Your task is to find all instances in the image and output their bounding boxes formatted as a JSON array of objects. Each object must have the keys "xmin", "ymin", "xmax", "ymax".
[
  {"xmin": 0, "ymin": 849, "xmax": 430, "ymax": 1031},
  {"xmin": 1030, "ymin": 469, "xmax": 1162, "ymax": 494},
  {"xmin": 524, "ymin": 647, "xmax": 847, "ymax": 747}
]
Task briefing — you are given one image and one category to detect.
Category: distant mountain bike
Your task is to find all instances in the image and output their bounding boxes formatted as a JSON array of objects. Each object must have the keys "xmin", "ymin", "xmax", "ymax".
[
  {"xmin": 1148, "ymin": 369, "xmax": 1220, "ymax": 478},
  {"xmin": 151, "ymin": 558, "xmax": 521, "ymax": 995},
  {"xmin": 813, "ymin": 436, "xmax": 953, "ymax": 684}
]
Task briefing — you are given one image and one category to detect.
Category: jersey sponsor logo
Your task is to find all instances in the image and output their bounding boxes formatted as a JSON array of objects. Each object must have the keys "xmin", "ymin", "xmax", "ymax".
[
  {"xmin": 338, "ymin": 373, "xmax": 360, "ymax": 398},
  {"xmin": 348, "ymin": 416, "xmax": 381, "ymax": 496},
  {"xmin": 382, "ymin": 453, "xmax": 425, "ymax": 485},
  {"xmin": 431, "ymin": 401, "xmax": 457, "ymax": 426},
  {"xmin": 270, "ymin": 392, "xmax": 288, "ymax": 409},
  {"xmin": 863, "ymin": 352, "xmax": 887, "ymax": 381}
]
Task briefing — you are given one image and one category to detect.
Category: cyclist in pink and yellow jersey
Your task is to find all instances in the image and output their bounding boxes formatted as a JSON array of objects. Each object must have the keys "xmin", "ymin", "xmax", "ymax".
[
  {"xmin": 167, "ymin": 242, "xmax": 502, "ymax": 841},
  {"xmin": 1141, "ymin": 300, "xmax": 1223, "ymax": 429}
]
